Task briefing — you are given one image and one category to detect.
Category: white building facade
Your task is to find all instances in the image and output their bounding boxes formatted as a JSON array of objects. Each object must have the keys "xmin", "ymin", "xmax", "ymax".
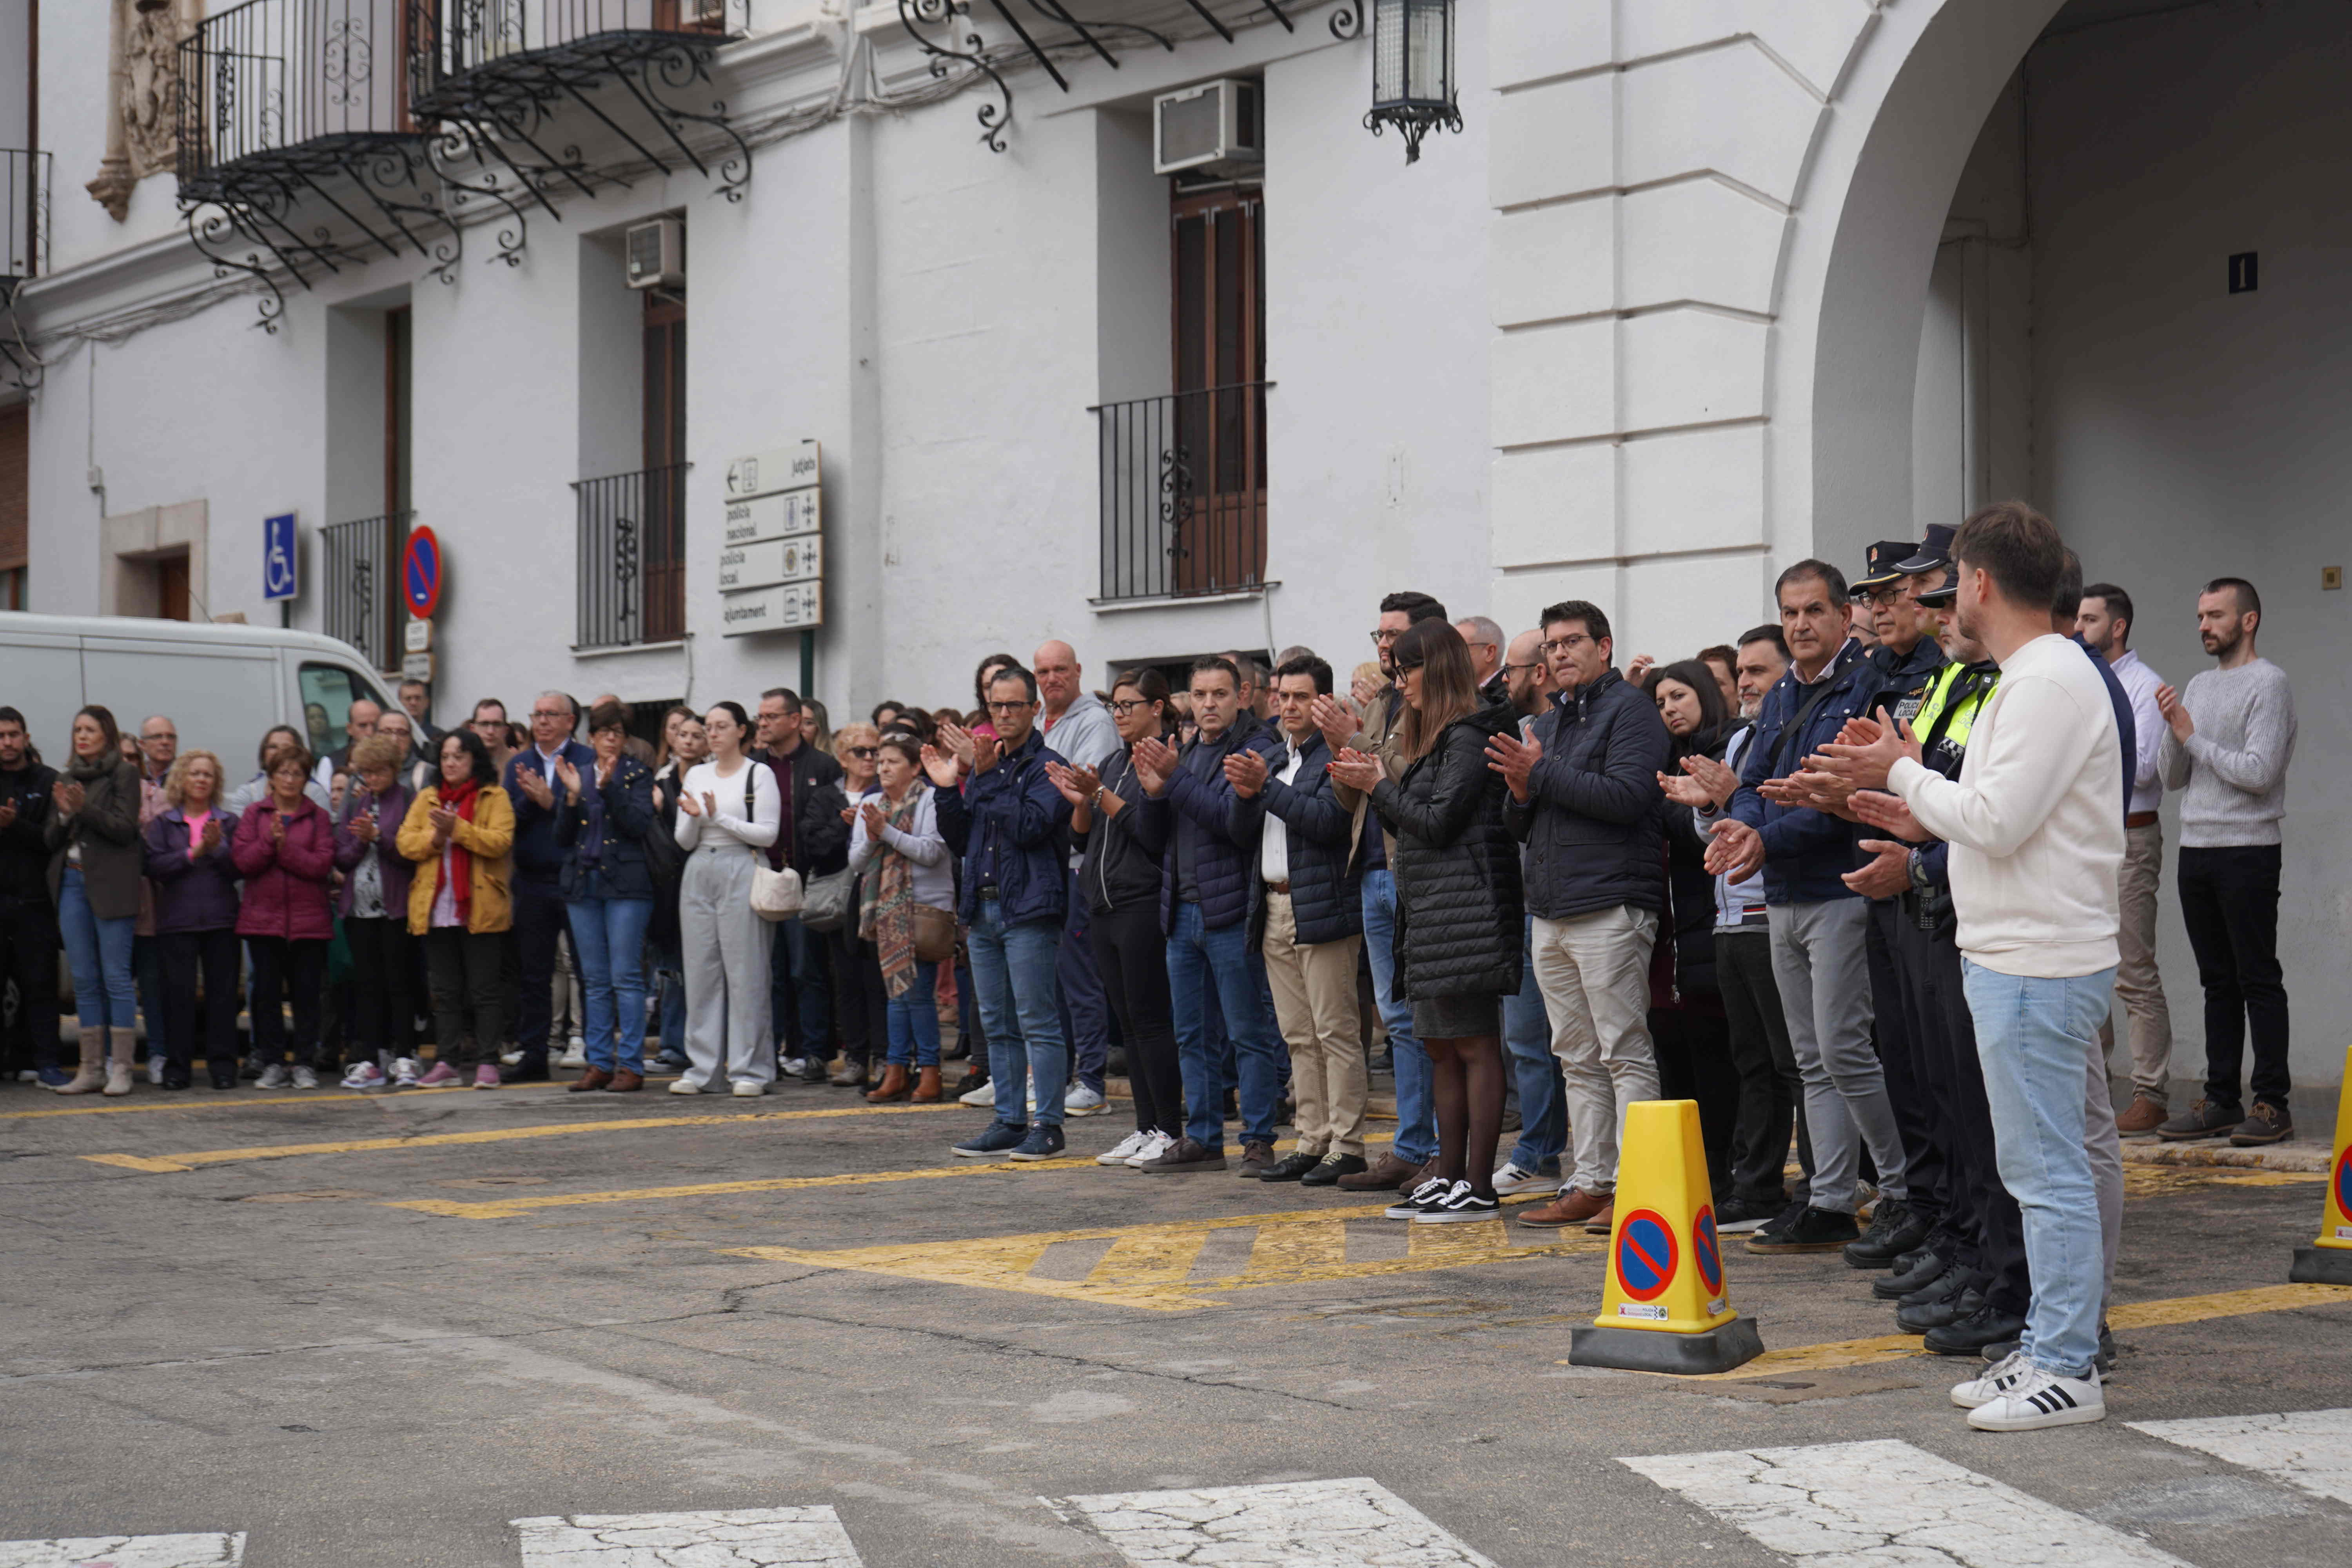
[{"xmin": 4, "ymin": 0, "xmax": 2348, "ymax": 1084}]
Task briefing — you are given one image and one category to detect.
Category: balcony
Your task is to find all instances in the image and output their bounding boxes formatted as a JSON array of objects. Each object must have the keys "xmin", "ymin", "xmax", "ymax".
[
  {"xmin": 0, "ymin": 149, "xmax": 49, "ymax": 297},
  {"xmin": 321, "ymin": 511, "xmax": 414, "ymax": 671},
  {"xmin": 405, "ymin": 1, "xmax": 753, "ymax": 221},
  {"xmin": 1092, "ymin": 382, "xmax": 1270, "ymax": 603},
  {"xmin": 574, "ymin": 463, "xmax": 688, "ymax": 650},
  {"xmin": 176, "ymin": 0, "xmax": 451, "ymax": 328}
]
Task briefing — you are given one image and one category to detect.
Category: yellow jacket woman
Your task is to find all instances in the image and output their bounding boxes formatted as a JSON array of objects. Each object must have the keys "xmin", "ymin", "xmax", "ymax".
[{"xmin": 395, "ymin": 730, "xmax": 516, "ymax": 1087}]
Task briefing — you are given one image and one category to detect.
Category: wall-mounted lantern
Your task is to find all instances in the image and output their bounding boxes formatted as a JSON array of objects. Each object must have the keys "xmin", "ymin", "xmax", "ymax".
[{"xmin": 1362, "ymin": 0, "xmax": 1459, "ymax": 164}]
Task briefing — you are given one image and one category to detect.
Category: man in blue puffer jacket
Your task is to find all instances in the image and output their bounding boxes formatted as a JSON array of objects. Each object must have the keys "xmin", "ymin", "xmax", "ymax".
[
  {"xmin": 1131, "ymin": 656, "xmax": 1288, "ymax": 1176},
  {"xmin": 949, "ymin": 664, "xmax": 1075, "ymax": 1164},
  {"xmin": 1703, "ymin": 558, "xmax": 1914, "ymax": 1256},
  {"xmin": 1233, "ymin": 654, "xmax": 1368, "ymax": 1187}
]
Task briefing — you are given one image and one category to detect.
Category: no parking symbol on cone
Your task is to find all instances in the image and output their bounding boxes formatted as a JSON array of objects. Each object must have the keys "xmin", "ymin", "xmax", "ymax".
[{"xmin": 1569, "ymin": 1100, "xmax": 1764, "ymax": 1375}]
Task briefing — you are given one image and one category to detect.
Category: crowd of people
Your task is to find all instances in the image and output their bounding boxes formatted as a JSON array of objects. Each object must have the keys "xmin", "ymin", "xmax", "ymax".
[{"xmin": 0, "ymin": 501, "xmax": 2304, "ymax": 1434}]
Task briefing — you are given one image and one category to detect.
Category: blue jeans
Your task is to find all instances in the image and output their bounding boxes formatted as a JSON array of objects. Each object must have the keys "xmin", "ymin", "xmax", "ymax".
[
  {"xmin": 968, "ymin": 897, "xmax": 1068, "ymax": 1127},
  {"xmin": 1058, "ymin": 867, "xmax": 1111, "ymax": 1092},
  {"xmin": 1165, "ymin": 899, "xmax": 1286, "ymax": 1149},
  {"xmin": 1362, "ymin": 868, "xmax": 1434, "ymax": 1163},
  {"xmin": 1502, "ymin": 914, "xmax": 1566, "ymax": 1174},
  {"xmin": 1962, "ymin": 960, "xmax": 2114, "ymax": 1380},
  {"xmin": 887, "ymin": 959, "xmax": 943, "ymax": 1067},
  {"xmin": 58, "ymin": 868, "xmax": 137, "ymax": 1031},
  {"xmin": 567, "ymin": 895, "xmax": 654, "ymax": 1073},
  {"xmin": 769, "ymin": 915, "xmax": 830, "ymax": 1056}
]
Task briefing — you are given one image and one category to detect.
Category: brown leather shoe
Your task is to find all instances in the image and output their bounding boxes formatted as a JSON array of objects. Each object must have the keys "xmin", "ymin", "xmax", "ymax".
[
  {"xmin": 1336, "ymin": 1149, "xmax": 1422, "ymax": 1192},
  {"xmin": 911, "ymin": 1065, "xmax": 943, "ymax": 1103},
  {"xmin": 568, "ymin": 1068, "xmax": 613, "ymax": 1093},
  {"xmin": 2114, "ymin": 1091, "xmax": 2167, "ymax": 1136},
  {"xmin": 1516, "ymin": 1187, "xmax": 1612, "ymax": 1229},
  {"xmin": 866, "ymin": 1064, "xmax": 912, "ymax": 1103},
  {"xmin": 1581, "ymin": 1202, "xmax": 1616, "ymax": 1235},
  {"xmin": 605, "ymin": 1069, "xmax": 643, "ymax": 1093}
]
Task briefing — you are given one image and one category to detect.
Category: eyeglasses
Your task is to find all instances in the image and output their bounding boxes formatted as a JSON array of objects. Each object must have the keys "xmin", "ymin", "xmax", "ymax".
[
  {"xmin": 1503, "ymin": 661, "xmax": 1542, "ymax": 674},
  {"xmin": 1540, "ymin": 635, "xmax": 1595, "ymax": 655},
  {"xmin": 1368, "ymin": 629, "xmax": 1401, "ymax": 646},
  {"xmin": 847, "ymin": 746, "xmax": 878, "ymax": 759},
  {"xmin": 530, "ymin": 709, "xmax": 568, "ymax": 721},
  {"xmin": 986, "ymin": 699, "xmax": 1033, "ymax": 714},
  {"xmin": 1109, "ymin": 699, "xmax": 1153, "ymax": 715},
  {"xmin": 141, "ymin": 731, "xmax": 176, "ymax": 742}
]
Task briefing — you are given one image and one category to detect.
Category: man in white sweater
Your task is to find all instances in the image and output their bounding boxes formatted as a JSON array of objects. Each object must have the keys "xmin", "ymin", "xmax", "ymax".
[
  {"xmin": 2152, "ymin": 579, "xmax": 2298, "ymax": 1147},
  {"xmin": 1822, "ymin": 503, "xmax": 2123, "ymax": 1432}
]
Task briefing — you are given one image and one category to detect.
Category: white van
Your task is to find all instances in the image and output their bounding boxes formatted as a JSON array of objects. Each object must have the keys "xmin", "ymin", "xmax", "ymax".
[{"xmin": 0, "ymin": 612, "xmax": 396, "ymax": 776}]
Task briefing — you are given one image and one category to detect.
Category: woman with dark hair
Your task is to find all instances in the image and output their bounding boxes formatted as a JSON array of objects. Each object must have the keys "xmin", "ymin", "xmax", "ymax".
[
  {"xmin": 1044, "ymin": 667, "xmax": 1185, "ymax": 1167},
  {"xmin": 225, "ymin": 725, "xmax": 328, "ymax": 815},
  {"xmin": 556, "ymin": 700, "xmax": 658, "ymax": 1092},
  {"xmin": 397, "ymin": 728, "xmax": 516, "ymax": 1089},
  {"xmin": 1328, "ymin": 621, "xmax": 1523, "ymax": 1221},
  {"xmin": 1644, "ymin": 658, "xmax": 1743, "ymax": 1201},
  {"xmin": 671, "ymin": 701, "xmax": 781, "ymax": 1096},
  {"xmin": 232, "ymin": 742, "xmax": 338, "ymax": 1089},
  {"xmin": 647, "ymin": 707, "xmax": 707, "ymax": 1071},
  {"xmin": 47, "ymin": 706, "xmax": 147, "ymax": 1094}
]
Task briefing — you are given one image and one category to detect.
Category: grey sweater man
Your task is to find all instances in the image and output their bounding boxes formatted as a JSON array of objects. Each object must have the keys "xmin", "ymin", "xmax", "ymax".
[{"xmin": 2158, "ymin": 658, "xmax": 2296, "ymax": 846}]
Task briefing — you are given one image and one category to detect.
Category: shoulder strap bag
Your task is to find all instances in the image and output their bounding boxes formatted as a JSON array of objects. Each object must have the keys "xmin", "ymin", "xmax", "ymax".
[{"xmin": 744, "ymin": 770, "xmax": 804, "ymax": 920}]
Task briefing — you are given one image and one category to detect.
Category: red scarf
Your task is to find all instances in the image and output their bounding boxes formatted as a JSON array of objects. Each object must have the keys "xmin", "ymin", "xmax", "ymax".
[{"xmin": 439, "ymin": 776, "xmax": 482, "ymax": 929}]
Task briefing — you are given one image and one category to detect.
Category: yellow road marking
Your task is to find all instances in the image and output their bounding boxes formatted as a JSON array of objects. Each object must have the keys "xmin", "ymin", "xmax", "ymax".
[
  {"xmin": 82, "ymin": 1103, "xmax": 965, "ymax": 1173},
  {"xmin": 723, "ymin": 1201, "xmax": 1604, "ymax": 1312},
  {"xmin": 1661, "ymin": 1281, "xmax": 2352, "ymax": 1380},
  {"xmin": 0, "ymin": 1084, "xmax": 544, "ymax": 1120}
]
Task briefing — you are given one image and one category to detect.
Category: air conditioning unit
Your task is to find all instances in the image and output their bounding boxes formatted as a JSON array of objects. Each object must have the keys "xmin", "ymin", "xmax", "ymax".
[
  {"xmin": 625, "ymin": 218, "xmax": 684, "ymax": 290},
  {"xmin": 1154, "ymin": 79, "xmax": 1264, "ymax": 177}
]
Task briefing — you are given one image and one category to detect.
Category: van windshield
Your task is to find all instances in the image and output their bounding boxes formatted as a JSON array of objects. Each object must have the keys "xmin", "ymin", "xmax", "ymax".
[{"xmin": 299, "ymin": 663, "xmax": 392, "ymax": 759}]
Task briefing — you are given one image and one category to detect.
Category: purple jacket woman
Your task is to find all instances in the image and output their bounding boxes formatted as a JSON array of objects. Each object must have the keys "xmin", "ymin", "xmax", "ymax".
[
  {"xmin": 334, "ymin": 780, "xmax": 416, "ymax": 917},
  {"xmin": 144, "ymin": 807, "xmax": 243, "ymax": 934}
]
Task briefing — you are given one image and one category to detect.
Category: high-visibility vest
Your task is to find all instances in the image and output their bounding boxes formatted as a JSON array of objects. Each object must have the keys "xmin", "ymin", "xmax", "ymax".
[{"xmin": 1913, "ymin": 660, "xmax": 1999, "ymax": 771}]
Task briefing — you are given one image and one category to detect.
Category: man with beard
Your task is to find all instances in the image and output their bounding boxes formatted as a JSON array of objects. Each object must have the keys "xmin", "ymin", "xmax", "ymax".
[{"xmin": 2154, "ymin": 579, "xmax": 2298, "ymax": 1146}]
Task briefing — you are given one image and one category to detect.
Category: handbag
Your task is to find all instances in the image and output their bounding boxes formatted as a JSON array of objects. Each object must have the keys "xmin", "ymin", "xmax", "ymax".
[
  {"xmin": 910, "ymin": 902, "xmax": 958, "ymax": 964},
  {"xmin": 734, "ymin": 768, "xmax": 804, "ymax": 921},
  {"xmin": 798, "ymin": 866, "xmax": 858, "ymax": 933}
]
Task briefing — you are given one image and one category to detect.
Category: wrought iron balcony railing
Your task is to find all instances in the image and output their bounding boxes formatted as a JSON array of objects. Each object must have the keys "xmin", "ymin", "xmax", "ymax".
[
  {"xmin": 1092, "ymin": 381, "xmax": 1271, "ymax": 603},
  {"xmin": 574, "ymin": 462, "xmax": 688, "ymax": 650},
  {"xmin": 176, "ymin": 0, "xmax": 452, "ymax": 328},
  {"xmin": 0, "ymin": 149, "xmax": 51, "ymax": 295},
  {"xmin": 405, "ymin": 0, "xmax": 753, "ymax": 224},
  {"xmin": 322, "ymin": 511, "xmax": 414, "ymax": 671}
]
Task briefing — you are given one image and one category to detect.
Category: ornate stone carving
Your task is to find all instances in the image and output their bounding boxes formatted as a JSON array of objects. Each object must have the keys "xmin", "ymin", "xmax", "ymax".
[{"xmin": 87, "ymin": 1, "xmax": 202, "ymax": 222}]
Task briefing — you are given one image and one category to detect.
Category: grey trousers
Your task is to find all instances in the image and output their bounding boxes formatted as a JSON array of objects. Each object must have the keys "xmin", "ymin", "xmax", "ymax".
[
  {"xmin": 679, "ymin": 845, "xmax": 776, "ymax": 1090},
  {"xmin": 1768, "ymin": 898, "xmax": 1910, "ymax": 1214}
]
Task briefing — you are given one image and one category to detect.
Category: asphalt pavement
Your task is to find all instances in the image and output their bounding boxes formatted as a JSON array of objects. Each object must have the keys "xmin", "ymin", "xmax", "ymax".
[{"xmin": 3, "ymin": 1069, "xmax": 2349, "ymax": 1567}]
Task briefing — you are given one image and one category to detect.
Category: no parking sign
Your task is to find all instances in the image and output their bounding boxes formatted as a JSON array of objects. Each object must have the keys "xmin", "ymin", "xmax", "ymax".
[{"xmin": 403, "ymin": 526, "xmax": 443, "ymax": 620}]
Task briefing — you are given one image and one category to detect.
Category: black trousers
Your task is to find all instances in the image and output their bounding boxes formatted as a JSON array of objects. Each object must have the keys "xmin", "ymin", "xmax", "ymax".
[
  {"xmin": 1717, "ymin": 927, "xmax": 1805, "ymax": 1202},
  {"xmin": 425, "ymin": 927, "xmax": 505, "ymax": 1071},
  {"xmin": 247, "ymin": 935, "xmax": 327, "ymax": 1069},
  {"xmin": 1867, "ymin": 898, "xmax": 1949, "ymax": 1229},
  {"xmin": 511, "ymin": 878, "xmax": 567, "ymax": 1064},
  {"xmin": 1090, "ymin": 900, "xmax": 1185, "ymax": 1138},
  {"xmin": 1894, "ymin": 909, "xmax": 2027, "ymax": 1312},
  {"xmin": 2177, "ymin": 844, "xmax": 2290, "ymax": 1112},
  {"xmin": 344, "ymin": 915, "xmax": 417, "ymax": 1064},
  {"xmin": 830, "ymin": 929, "xmax": 889, "ymax": 1064},
  {"xmin": 0, "ymin": 897, "xmax": 62, "ymax": 1074},
  {"xmin": 1650, "ymin": 1004, "xmax": 1737, "ymax": 1200},
  {"xmin": 158, "ymin": 928, "xmax": 242, "ymax": 1084}
]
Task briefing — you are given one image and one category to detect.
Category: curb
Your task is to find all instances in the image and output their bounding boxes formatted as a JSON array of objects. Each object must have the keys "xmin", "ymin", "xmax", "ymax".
[{"xmin": 2118, "ymin": 1139, "xmax": 2331, "ymax": 1174}]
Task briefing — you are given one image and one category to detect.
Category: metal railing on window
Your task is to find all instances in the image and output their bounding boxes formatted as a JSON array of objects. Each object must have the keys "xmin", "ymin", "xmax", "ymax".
[
  {"xmin": 574, "ymin": 463, "xmax": 687, "ymax": 650},
  {"xmin": 1092, "ymin": 381, "xmax": 1271, "ymax": 602},
  {"xmin": 0, "ymin": 149, "xmax": 50, "ymax": 292},
  {"xmin": 321, "ymin": 511, "xmax": 413, "ymax": 671}
]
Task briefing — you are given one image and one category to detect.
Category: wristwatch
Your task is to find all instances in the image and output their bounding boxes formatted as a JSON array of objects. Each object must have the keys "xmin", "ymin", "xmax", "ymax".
[{"xmin": 1906, "ymin": 847, "xmax": 1933, "ymax": 893}]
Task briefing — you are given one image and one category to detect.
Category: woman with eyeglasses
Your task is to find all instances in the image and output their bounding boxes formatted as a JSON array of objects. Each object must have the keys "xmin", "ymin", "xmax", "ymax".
[
  {"xmin": 822, "ymin": 723, "xmax": 889, "ymax": 1088},
  {"xmin": 1043, "ymin": 669, "xmax": 1187, "ymax": 1169},
  {"xmin": 1327, "ymin": 621, "xmax": 1524, "ymax": 1222},
  {"xmin": 671, "ymin": 702, "xmax": 781, "ymax": 1096},
  {"xmin": 555, "ymin": 701, "xmax": 659, "ymax": 1093},
  {"xmin": 850, "ymin": 735, "xmax": 954, "ymax": 1102}
]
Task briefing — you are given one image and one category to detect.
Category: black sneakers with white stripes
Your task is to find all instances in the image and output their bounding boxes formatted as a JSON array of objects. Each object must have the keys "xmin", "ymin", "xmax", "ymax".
[{"xmin": 1412, "ymin": 1181, "xmax": 1501, "ymax": 1224}]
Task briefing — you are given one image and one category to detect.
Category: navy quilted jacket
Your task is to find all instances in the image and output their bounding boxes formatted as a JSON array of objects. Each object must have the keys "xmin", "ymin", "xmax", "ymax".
[{"xmin": 1156, "ymin": 715, "xmax": 1283, "ymax": 933}]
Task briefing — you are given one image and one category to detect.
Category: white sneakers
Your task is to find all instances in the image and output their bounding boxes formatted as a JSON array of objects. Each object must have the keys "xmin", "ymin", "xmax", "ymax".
[
  {"xmin": 1953, "ymin": 1352, "xmax": 2105, "ymax": 1430},
  {"xmin": 1491, "ymin": 1161, "xmax": 1553, "ymax": 1195},
  {"xmin": 558, "ymin": 1038, "xmax": 588, "ymax": 1069},
  {"xmin": 668, "ymin": 1078, "xmax": 704, "ymax": 1095},
  {"xmin": 1064, "ymin": 1084, "xmax": 1109, "ymax": 1117},
  {"xmin": 731, "ymin": 1079, "xmax": 765, "ymax": 1098},
  {"xmin": 1098, "ymin": 1129, "xmax": 1154, "ymax": 1166},
  {"xmin": 390, "ymin": 1058, "xmax": 421, "ymax": 1088},
  {"xmin": 1123, "ymin": 1130, "xmax": 1177, "ymax": 1168},
  {"xmin": 340, "ymin": 1062, "xmax": 387, "ymax": 1089},
  {"xmin": 290, "ymin": 1065, "xmax": 320, "ymax": 1089},
  {"xmin": 254, "ymin": 1063, "xmax": 291, "ymax": 1090},
  {"xmin": 958, "ymin": 1079, "xmax": 996, "ymax": 1107},
  {"xmin": 147, "ymin": 1053, "xmax": 167, "ymax": 1085}
]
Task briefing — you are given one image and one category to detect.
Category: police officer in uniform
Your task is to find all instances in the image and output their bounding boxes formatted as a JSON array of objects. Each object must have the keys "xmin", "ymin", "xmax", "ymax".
[{"xmin": 1838, "ymin": 535, "xmax": 1953, "ymax": 1270}]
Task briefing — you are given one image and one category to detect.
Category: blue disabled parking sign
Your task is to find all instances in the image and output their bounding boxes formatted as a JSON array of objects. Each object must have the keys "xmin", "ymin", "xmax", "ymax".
[{"xmin": 263, "ymin": 513, "xmax": 298, "ymax": 602}]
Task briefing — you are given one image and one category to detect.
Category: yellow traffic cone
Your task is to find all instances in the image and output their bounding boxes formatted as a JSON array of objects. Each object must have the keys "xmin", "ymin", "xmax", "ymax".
[
  {"xmin": 1569, "ymin": 1099, "xmax": 1764, "ymax": 1374},
  {"xmin": 2288, "ymin": 1046, "xmax": 2352, "ymax": 1285}
]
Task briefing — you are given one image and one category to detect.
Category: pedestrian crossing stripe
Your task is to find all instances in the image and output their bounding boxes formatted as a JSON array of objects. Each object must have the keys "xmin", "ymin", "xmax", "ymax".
[
  {"xmin": 724, "ymin": 1201, "xmax": 1606, "ymax": 1312},
  {"xmin": 1623, "ymin": 1437, "xmax": 2195, "ymax": 1566},
  {"xmin": 0, "ymin": 1534, "xmax": 244, "ymax": 1567},
  {"xmin": 1051, "ymin": 1479, "xmax": 1498, "ymax": 1566},
  {"xmin": 2132, "ymin": 1407, "xmax": 2352, "ymax": 1508},
  {"xmin": 512, "ymin": 1507, "xmax": 860, "ymax": 1566}
]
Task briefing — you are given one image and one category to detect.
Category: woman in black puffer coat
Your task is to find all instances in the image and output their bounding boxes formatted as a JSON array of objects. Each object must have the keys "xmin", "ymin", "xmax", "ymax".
[
  {"xmin": 1647, "ymin": 660, "xmax": 1740, "ymax": 1200},
  {"xmin": 1330, "ymin": 620, "xmax": 1523, "ymax": 1221}
]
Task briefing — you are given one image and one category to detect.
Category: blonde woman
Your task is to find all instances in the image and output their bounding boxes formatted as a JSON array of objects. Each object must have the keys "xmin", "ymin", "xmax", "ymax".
[{"xmin": 143, "ymin": 750, "xmax": 241, "ymax": 1089}]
